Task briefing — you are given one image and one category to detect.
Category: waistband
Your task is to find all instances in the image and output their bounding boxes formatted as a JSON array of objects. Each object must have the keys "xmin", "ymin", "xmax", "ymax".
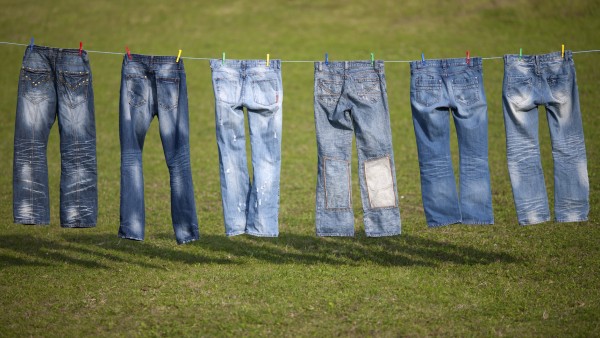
[
  {"xmin": 314, "ymin": 60, "xmax": 384, "ymax": 71},
  {"xmin": 125, "ymin": 53, "xmax": 182, "ymax": 64},
  {"xmin": 410, "ymin": 57, "xmax": 481, "ymax": 70},
  {"xmin": 504, "ymin": 50, "xmax": 572, "ymax": 64},
  {"xmin": 210, "ymin": 59, "xmax": 281, "ymax": 69},
  {"xmin": 27, "ymin": 44, "xmax": 88, "ymax": 57}
]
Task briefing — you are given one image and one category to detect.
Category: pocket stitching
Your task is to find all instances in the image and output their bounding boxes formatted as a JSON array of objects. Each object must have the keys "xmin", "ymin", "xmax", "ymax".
[{"xmin": 252, "ymin": 79, "xmax": 278, "ymax": 106}]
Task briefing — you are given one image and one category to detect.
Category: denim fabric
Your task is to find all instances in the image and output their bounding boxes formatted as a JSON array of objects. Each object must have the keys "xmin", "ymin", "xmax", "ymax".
[
  {"xmin": 210, "ymin": 59, "xmax": 283, "ymax": 237},
  {"xmin": 314, "ymin": 61, "xmax": 401, "ymax": 237},
  {"xmin": 410, "ymin": 57, "xmax": 494, "ymax": 227},
  {"xmin": 118, "ymin": 54, "xmax": 199, "ymax": 244},
  {"xmin": 13, "ymin": 45, "xmax": 97, "ymax": 227},
  {"xmin": 502, "ymin": 50, "xmax": 589, "ymax": 225}
]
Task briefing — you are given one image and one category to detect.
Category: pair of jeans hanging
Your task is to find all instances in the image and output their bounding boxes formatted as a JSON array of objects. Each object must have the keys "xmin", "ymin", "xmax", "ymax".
[
  {"xmin": 313, "ymin": 60, "xmax": 402, "ymax": 237},
  {"xmin": 410, "ymin": 57, "xmax": 494, "ymax": 227},
  {"xmin": 13, "ymin": 45, "xmax": 98, "ymax": 227},
  {"xmin": 118, "ymin": 54, "xmax": 199, "ymax": 244},
  {"xmin": 210, "ymin": 59, "xmax": 283, "ymax": 237},
  {"xmin": 502, "ymin": 50, "xmax": 589, "ymax": 225}
]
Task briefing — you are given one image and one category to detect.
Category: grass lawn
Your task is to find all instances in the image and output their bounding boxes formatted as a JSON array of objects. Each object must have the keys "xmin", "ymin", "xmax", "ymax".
[{"xmin": 1, "ymin": 0, "xmax": 599, "ymax": 336}]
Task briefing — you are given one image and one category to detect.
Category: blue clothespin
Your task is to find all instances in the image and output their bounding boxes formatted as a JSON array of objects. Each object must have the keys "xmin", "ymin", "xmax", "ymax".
[
  {"xmin": 325, "ymin": 53, "xmax": 328, "ymax": 65},
  {"xmin": 29, "ymin": 37, "xmax": 34, "ymax": 52},
  {"xmin": 371, "ymin": 52, "xmax": 374, "ymax": 66},
  {"xmin": 421, "ymin": 52, "xmax": 425, "ymax": 65}
]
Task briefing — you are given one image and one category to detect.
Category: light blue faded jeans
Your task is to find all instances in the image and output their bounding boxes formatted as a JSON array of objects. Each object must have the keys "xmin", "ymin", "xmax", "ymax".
[
  {"xmin": 118, "ymin": 54, "xmax": 199, "ymax": 244},
  {"xmin": 314, "ymin": 61, "xmax": 401, "ymax": 237},
  {"xmin": 210, "ymin": 59, "xmax": 283, "ymax": 237},
  {"xmin": 410, "ymin": 57, "xmax": 494, "ymax": 227},
  {"xmin": 503, "ymin": 50, "xmax": 589, "ymax": 225},
  {"xmin": 13, "ymin": 45, "xmax": 97, "ymax": 227}
]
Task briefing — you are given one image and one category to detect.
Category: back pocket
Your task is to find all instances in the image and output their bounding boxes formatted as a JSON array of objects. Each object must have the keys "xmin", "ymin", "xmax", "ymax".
[
  {"xmin": 252, "ymin": 79, "xmax": 279, "ymax": 106},
  {"xmin": 547, "ymin": 74, "xmax": 570, "ymax": 104},
  {"xmin": 414, "ymin": 76, "xmax": 441, "ymax": 107},
  {"xmin": 215, "ymin": 78, "xmax": 240, "ymax": 105},
  {"xmin": 20, "ymin": 67, "xmax": 53, "ymax": 104},
  {"xmin": 157, "ymin": 77, "xmax": 180, "ymax": 111},
  {"xmin": 505, "ymin": 76, "xmax": 533, "ymax": 106},
  {"xmin": 452, "ymin": 76, "xmax": 480, "ymax": 106},
  {"xmin": 59, "ymin": 71, "xmax": 90, "ymax": 108}
]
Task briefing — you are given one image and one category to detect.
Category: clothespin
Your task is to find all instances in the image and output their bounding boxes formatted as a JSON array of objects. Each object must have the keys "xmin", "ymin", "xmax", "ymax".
[
  {"xmin": 176, "ymin": 49, "xmax": 182, "ymax": 63},
  {"xmin": 561, "ymin": 44, "xmax": 565, "ymax": 58},
  {"xmin": 421, "ymin": 52, "xmax": 425, "ymax": 65},
  {"xmin": 466, "ymin": 50, "xmax": 470, "ymax": 65},
  {"xmin": 125, "ymin": 46, "xmax": 132, "ymax": 60},
  {"xmin": 222, "ymin": 52, "xmax": 225, "ymax": 65},
  {"xmin": 519, "ymin": 48, "xmax": 522, "ymax": 60},
  {"xmin": 79, "ymin": 41, "xmax": 83, "ymax": 56},
  {"xmin": 29, "ymin": 37, "xmax": 34, "ymax": 52},
  {"xmin": 266, "ymin": 53, "xmax": 270, "ymax": 67},
  {"xmin": 371, "ymin": 52, "xmax": 374, "ymax": 66},
  {"xmin": 325, "ymin": 53, "xmax": 328, "ymax": 66}
]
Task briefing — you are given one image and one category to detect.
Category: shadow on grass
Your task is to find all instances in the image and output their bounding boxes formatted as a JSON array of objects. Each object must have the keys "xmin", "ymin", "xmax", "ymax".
[{"xmin": 0, "ymin": 232, "xmax": 521, "ymax": 269}]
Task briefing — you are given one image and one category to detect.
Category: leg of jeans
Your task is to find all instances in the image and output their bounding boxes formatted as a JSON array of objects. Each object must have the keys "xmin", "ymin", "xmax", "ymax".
[
  {"xmin": 118, "ymin": 61, "xmax": 153, "ymax": 241},
  {"xmin": 13, "ymin": 55, "xmax": 56, "ymax": 225},
  {"xmin": 215, "ymin": 102, "xmax": 250, "ymax": 236},
  {"xmin": 156, "ymin": 68, "xmax": 199, "ymax": 244},
  {"xmin": 56, "ymin": 54, "xmax": 97, "ymax": 227},
  {"xmin": 503, "ymin": 94, "xmax": 550, "ymax": 225},
  {"xmin": 411, "ymin": 104, "xmax": 461, "ymax": 227},
  {"xmin": 352, "ymin": 71, "xmax": 401, "ymax": 237},
  {"xmin": 544, "ymin": 62, "xmax": 589, "ymax": 222},
  {"xmin": 246, "ymin": 104, "xmax": 282, "ymax": 236},
  {"xmin": 451, "ymin": 73, "xmax": 494, "ymax": 224}
]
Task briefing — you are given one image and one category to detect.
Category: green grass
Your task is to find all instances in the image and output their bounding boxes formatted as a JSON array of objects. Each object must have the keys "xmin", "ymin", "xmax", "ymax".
[{"xmin": 1, "ymin": 0, "xmax": 599, "ymax": 336}]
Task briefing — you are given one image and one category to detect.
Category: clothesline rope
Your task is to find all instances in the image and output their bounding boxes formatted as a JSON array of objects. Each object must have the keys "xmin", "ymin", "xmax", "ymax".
[{"xmin": 1, "ymin": 41, "xmax": 599, "ymax": 63}]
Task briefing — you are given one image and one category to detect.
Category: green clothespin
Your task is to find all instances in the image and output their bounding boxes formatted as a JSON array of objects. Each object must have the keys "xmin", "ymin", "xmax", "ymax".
[
  {"xmin": 519, "ymin": 48, "xmax": 522, "ymax": 60},
  {"xmin": 371, "ymin": 52, "xmax": 374, "ymax": 66}
]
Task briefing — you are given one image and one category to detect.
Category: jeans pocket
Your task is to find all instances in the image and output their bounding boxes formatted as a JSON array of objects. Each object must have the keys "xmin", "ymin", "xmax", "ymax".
[
  {"xmin": 252, "ymin": 79, "xmax": 279, "ymax": 106},
  {"xmin": 506, "ymin": 76, "xmax": 532, "ymax": 106},
  {"xmin": 547, "ymin": 74, "xmax": 570, "ymax": 104},
  {"xmin": 59, "ymin": 71, "xmax": 90, "ymax": 109},
  {"xmin": 215, "ymin": 78, "xmax": 240, "ymax": 105},
  {"xmin": 354, "ymin": 76, "xmax": 381, "ymax": 104},
  {"xmin": 316, "ymin": 79, "xmax": 342, "ymax": 108},
  {"xmin": 20, "ymin": 67, "xmax": 52, "ymax": 104},
  {"xmin": 414, "ymin": 76, "xmax": 441, "ymax": 107},
  {"xmin": 157, "ymin": 77, "xmax": 180, "ymax": 111},
  {"xmin": 126, "ymin": 74, "xmax": 148, "ymax": 108},
  {"xmin": 452, "ymin": 76, "xmax": 480, "ymax": 106}
]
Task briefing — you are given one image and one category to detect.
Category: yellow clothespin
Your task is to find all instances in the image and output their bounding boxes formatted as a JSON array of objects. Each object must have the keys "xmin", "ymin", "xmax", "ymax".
[
  {"xmin": 266, "ymin": 53, "xmax": 270, "ymax": 67},
  {"xmin": 176, "ymin": 49, "xmax": 182, "ymax": 63},
  {"xmin": 561, "ymin": 44, "xmax": 565, "ymax": 58}
]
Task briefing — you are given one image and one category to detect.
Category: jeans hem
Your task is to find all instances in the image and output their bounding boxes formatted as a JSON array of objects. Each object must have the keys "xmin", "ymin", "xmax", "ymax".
[
  {"xmin": 316, "ymin": 232, "xmax": 355, "ymax": 237},
  {"xmin": 427, "ymin": 220, "xmax": 461, "ymax": 228},
  {"xmin": 518, "ymin": 217, "xmax": 551, "ymax": 226},
  {"xmin": 118, "ymin": 235, "xmax": 144, "ymax": 241},
  {"xmin": 245, "ymin": 231, "xmax": 279, "ymax": 237},
  {"xmin": 61, "ymin": 224, "xmax": 96, "ymax": 228},
  {"xmin": 366, "ymin": 230, "xmax": 401, "ymax": 237},
  {"xmin": 177, "ymin": 236, "xmax": 199, "ymax": 245},
  {"xmin": 461, "ymin": 220, "xmax": 494, "ymax": 225},
  {"xmin": 14, "ymin": 219, "xmax": 50, "ymax": 225},
  {"xmin": 556, "ymin": 217, "xmax": 588, "ymax": 223},
  {"xmin": 226, "ymin": 230, "xmax": 246, "ymax": 237}
]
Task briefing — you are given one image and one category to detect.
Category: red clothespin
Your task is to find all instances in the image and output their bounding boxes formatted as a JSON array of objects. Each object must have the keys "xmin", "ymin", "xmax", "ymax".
[
  {"xmin": 79, "ymin": 41, "xmax": 83, "ymax": 56},
  {"xmin": 466, "ymin": 50, "xmax": 470, "ymax": 65},
  {"xmin": 125, "ymin": 46, "xmax": 132, "ymax": 60}
]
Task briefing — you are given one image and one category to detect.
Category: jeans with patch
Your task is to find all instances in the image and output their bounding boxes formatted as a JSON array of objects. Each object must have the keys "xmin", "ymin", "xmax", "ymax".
[
  {"xmin": 118, "ymin": 54, "xmax": 199, "ymax": 244},
  {"xmin": 314, "ymin": 61, "xmax": 401, "ymax": 237},
  {"xmin": 210, "ymin": 59, "xmax": 283, "ymax": 237},
  {"xmin": 13, "ymin": 45, "xmax": 97, "ymax": 227},
  {"xmin": 410, "ymin": 57, "xmax": 494, "ymax": 227},
  {"xmin": 503, "ymin": 50, "xmax": 589, "ymax": 225}
]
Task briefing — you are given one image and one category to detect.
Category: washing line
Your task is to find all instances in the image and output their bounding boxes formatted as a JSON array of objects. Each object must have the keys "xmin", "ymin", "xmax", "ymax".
[{"xmin": 1, "ymin": 41, "xmax": 599, "ymax": 63}]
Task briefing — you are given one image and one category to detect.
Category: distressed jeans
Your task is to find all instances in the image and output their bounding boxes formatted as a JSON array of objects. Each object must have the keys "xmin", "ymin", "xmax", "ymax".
[
  {"xmin": 410, "ymin": 57, "xmax": 494, "ymax": 227},
  {"xmin": 314, "ymin": 61, "xmax": 401, "ymax": 237},
  {"xmin": 118, "ymin": 54, "xmax": 199, "ymax": 244},
  {"xmin": 503, "ymin": 50, "xmax": 589, "ymax": 225},
  {"xmin": 13, "ymin": 45, "xmax": 97, "ymax": 227},
  {"xmin": 210, "ymin": 59, "xmax": 283, "ymax": 237}
]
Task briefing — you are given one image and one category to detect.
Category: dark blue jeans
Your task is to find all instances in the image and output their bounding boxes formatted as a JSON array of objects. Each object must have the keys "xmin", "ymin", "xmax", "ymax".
[
  {"xmin": 13, "ymin": 45, "xmax": 97, "ymax": 227},
  {"xmin": 117, "ymin": 54, "xmax": 199, "ymax": 244}
]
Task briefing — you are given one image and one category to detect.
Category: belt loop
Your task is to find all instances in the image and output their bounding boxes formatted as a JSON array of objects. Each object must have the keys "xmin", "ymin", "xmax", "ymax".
[
  {"xmin": 318, "ymin": 62, "xmax": 322, "ymax": 71},
  {"xmin": 344, "ymin": 61, "xmax": 348, "ymax": 70}
]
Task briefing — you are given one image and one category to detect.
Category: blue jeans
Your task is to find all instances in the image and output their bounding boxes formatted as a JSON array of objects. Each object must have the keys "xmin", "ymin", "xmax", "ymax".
[
  {"xmin": 314, "ymin": 61, "xmax": 401, "ymax": 237},
  {"xmin": 502, "ymin": 50, "xmax": 589, "ymax": 225},
  {"xmin": 210, "ymin": 59, "xmax": 283, "ymax": 237},
  {"xmin": 13, "ymin": 45, "xmax": 97, "ymax": 227},
  {"xmin": 118, "ymin": 54, "xmax": 199, "ymax": 244},
  {"xmin": 410, "ymin": 57, "xmax": 494, "ymax": 227}
]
